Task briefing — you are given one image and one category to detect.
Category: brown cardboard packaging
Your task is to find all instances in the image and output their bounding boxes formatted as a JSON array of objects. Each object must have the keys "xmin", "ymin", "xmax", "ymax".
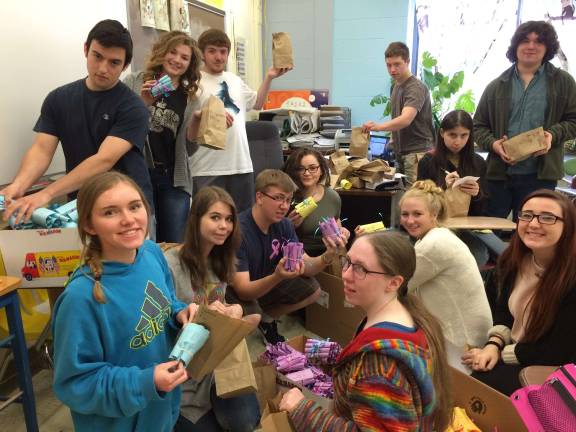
[
  {"xmin": 449, "ymin": 367, "xmax": 527, "ymax": 431},
  {"xmin": 305, "ymin": 272, "xmax": 364, "ymax": 346}
]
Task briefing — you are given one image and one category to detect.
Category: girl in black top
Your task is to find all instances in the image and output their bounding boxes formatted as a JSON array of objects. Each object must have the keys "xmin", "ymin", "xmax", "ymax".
[{"xmin": 418, "ymin": 110, "xmax": 506, "ymax": 265}]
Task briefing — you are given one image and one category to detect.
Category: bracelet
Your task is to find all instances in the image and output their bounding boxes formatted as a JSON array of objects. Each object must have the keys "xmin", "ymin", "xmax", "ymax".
[{"xmin": 484, "ymin": 340, "xmax": 503, "ymax": 351}]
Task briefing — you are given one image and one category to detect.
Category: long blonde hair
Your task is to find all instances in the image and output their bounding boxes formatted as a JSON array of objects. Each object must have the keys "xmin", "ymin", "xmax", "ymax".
[
  {"xmin": 400, "ymin": 179, "xmax": 447, "ymax": 223},
  {"xmin": 76, "ymin": 172, "xmax": 151, "ymax": 303},
  {"xmin": 364, "ymin": 231, "xmax": 452, "ymax": 431},
  {"xmin": 143, "ymin": 31, "xmax": 202, "ymax": 100}
]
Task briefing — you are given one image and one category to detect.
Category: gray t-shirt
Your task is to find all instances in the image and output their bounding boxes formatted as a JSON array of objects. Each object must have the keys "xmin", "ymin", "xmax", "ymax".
[{"xmin": 391, "ymin": 75, "xmax": 435, "ymax": 155}]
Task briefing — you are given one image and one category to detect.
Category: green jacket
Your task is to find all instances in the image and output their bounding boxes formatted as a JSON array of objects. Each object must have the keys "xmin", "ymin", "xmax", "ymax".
[{"xmin": 474, "ymin": 63, "xmax": 576, "ymax": 180}]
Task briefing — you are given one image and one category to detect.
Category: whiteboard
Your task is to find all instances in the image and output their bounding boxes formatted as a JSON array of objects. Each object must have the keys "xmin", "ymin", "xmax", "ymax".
[{"xmin": 0, "ymin": 0, "xmax": 129, "ymax": 185}]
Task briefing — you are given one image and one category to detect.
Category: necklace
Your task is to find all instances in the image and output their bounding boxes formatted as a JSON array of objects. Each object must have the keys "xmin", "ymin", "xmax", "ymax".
[{"xmin": 532, "ymin": 254, "xmax": 545, "ymax": 278}]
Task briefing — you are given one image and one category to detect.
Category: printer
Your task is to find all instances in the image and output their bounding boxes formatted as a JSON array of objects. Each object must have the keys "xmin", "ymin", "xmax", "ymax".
[{"xmin": 334, "ymin": 128, "xmax": 352, "ymax": 150}]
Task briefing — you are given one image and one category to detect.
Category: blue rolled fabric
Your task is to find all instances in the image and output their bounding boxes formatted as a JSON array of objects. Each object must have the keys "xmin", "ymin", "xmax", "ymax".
[
  {"xmin": 169, "ymin": 323, "xmax": 210, "ymax": 366},
  {"xmin": 8, "ymin": 200, "xmax": 78, "ymax": 230}
]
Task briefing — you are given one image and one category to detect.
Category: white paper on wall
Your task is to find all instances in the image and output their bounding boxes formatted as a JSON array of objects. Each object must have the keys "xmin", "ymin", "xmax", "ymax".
[{"xmin": 140, "ymin": 0, "xmax": 156, "ymax": 28}]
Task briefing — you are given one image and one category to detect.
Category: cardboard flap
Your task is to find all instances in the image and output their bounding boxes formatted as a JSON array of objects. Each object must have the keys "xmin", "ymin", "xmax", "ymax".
[{"xmin": 449, "ymin": 367, "xmax": 527, "ymax": 431}]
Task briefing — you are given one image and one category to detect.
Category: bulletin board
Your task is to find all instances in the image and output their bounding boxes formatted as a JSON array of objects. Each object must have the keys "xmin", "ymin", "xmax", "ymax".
[{"xmin": 127, "ymin": 0, "xmax": 225, "ymax": 71}]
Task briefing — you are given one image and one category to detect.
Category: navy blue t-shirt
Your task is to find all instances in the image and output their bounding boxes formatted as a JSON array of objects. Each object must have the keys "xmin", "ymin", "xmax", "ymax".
[
  {"xmin": 237, "ymin": 209, "xmax": 299, "ymax": 280},
  {"xmin": 34, "ymin": 79, "xmax": 153, "ymax": 208}
]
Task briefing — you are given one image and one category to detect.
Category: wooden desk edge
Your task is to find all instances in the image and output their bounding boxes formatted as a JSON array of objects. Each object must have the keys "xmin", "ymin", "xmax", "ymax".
[
  {"xmin": 0, "ymin": 276, "xmax": 22, "ymax": 295},
  {"xmin": 443, "ymin": 216, "xmax": 516, "ymax": 231}
]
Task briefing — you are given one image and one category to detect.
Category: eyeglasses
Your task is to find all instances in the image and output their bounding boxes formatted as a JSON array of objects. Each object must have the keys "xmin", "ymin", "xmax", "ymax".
[
  {"xmin": 518, "ymin": 211, "xmax": 564, "ymax": 225},
  {"xmin": 296, "ymin": 165, "xmax": 320, "ymax": 174},
  {"xmin": 340, "ymin": 256, "xmax": 389, "ymax": 280},
  {"xmin": 260, "ymin": 191, "xmax": 292, "ymax": 205}
]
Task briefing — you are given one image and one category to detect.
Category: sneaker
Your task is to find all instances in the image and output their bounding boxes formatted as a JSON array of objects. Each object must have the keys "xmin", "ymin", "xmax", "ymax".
[{"xmin": 258, "ymin": 320, "xmax": 286, "ymax": 345}]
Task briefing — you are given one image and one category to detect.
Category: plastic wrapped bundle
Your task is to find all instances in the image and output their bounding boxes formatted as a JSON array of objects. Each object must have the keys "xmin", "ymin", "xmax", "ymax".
[{"xmin": 282, "ymin": 241, "xmax": 304, "ymax": 271}]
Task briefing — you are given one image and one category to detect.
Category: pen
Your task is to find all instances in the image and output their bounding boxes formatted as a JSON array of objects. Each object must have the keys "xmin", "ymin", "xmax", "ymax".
[{"xmin": 443, "ymin": 169, "xmax": 451, "ymax": 175}]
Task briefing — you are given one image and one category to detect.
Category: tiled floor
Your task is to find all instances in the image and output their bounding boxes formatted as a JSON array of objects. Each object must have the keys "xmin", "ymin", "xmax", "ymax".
[{"xmin": 0, "ymin": 315, "xmax": 316, "ymax": 431}]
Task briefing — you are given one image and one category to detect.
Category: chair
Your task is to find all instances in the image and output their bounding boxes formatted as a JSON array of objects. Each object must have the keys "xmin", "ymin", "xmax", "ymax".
[
  {"xmin": 246, "ymin": 121, "xmax": 284, "ymax": 178},
  {"xmin": 0, "ymin": 276, "xmax": 38, "ymax": 431}
]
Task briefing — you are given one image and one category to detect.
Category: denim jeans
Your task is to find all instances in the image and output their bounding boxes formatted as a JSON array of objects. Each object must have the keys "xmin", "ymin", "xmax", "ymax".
[
  {"xmin": 193, "ymin": 173, "xmax": 254, "ymax": 213},
  {"xmin": 149, "ymin": 168, "xmax": 190, "ymax": 243},
  {"xmin": 486, "ymin": 175, "xmax": 556, "ymax": 220},
  {"xmin": 456, "ymin": 230, "xmax": 508, "ymax": 267},
  {"xmin": 173, "ymin": 384, "xmax": 260, "ymax": 432}
]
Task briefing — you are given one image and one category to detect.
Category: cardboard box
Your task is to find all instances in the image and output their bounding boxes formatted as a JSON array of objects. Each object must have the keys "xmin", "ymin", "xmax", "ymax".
[
  {"xmin": 449, "ymin": 367, "xmax": 527, "ymax": 431},
  {"xmin": 306, "ymin": 272, "xmax": 364, "ymax": 346},
  {"xmin": 257, "ymin": 335, "xmax": 332, "ymax": 410},
  {"xmin": 0, "ymin": 228, "xmax": 81, "ymax": 288}
]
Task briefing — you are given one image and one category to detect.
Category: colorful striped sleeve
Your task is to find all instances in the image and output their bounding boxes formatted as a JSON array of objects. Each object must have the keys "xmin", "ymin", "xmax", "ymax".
[{"xmin": 289, "ymin": 375, "xmax": 419, "ymax": 431}]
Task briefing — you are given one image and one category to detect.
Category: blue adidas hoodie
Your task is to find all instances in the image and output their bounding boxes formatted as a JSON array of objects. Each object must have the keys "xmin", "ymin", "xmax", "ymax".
[{"xmin": 52, "ymin": 240, "xmax": 186, "ymax": 432}]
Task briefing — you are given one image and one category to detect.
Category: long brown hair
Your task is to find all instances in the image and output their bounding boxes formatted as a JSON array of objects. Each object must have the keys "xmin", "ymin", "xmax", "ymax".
[
  {"xmin": 497, "ymin": 189, "xmax": 576, "ymax": 342},
  {"xmin": 282, "ymin": 148, "xmax": 330, "ymax": 201},
  {"xmin": 365, "ymin": 231, "xmax": 451, "ymax": 431},
  {"xmin": 143, "ymin": 30, "xmax": 202, "ymax": 100},
  {"xmin": 179, "ymin": 186, "xmax": 241, "ymax": 296},
  {"xmin": 76, "ymin": 172, "xmax": 151, "ymax": 304}
]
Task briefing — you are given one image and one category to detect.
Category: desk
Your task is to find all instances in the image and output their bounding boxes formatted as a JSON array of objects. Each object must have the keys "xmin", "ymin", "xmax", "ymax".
[
  {"xmin": 443, "ymin": 216, "xmax": 516, "ymax": 231},
  {"xmin": 0, "ymin": 276, "xmax": 39, "ymax": 431},
  {"xmin": 336, "ymin": 187, "xmax": 401, "ymax": 232}
]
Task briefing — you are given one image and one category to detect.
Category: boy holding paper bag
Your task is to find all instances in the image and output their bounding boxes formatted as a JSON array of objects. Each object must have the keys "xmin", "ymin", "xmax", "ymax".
[
  {"xmin": 229, "ymin": 170, "xmax": 346, "ymax": 344},
  {"xmin": 186, "ymin": 29, "xmax": 292, "ymax": 212},
  {"xmin": 474, "ymin": 21, "xmax": 576, "ymax": 220}
]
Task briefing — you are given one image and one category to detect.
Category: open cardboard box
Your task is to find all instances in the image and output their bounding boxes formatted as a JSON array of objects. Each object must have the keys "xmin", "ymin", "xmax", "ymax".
[
  {"xmin": 306, "ymin": 271, "xmax": 364, "ymax": 346},
  {"xmin": 0, "ymin": 228, "xmax": 81, "ymax": 288},
  {"xmin": 256, "ymin": 335, "xmax": 333, "ymax": 411},
  {"xmin": 450, "ymin": 367, "xmax": 527, "ymax": 431}
]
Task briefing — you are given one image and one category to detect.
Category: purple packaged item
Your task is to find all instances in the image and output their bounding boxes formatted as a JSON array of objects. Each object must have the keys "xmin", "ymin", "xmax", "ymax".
[
  {"xmin": 285, "ymin": 368, "xmax": 316, "ymax": 386},
  {"xmin": 282, "ymin": 241, "xmax": 304, "ymax": 271},
  {"xmin": 318, "ymin": 217, "xmax": 341, "ymax": 240}
]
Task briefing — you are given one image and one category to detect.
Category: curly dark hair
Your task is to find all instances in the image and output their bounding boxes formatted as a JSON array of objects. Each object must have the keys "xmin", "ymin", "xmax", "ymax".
[
  {"xmin": 506, "ymin": 20, "xmax": 559, "ymax": 63},
  {"xmin": 282, "ymin": 148, "xmax": 330, "ymax": 201}
]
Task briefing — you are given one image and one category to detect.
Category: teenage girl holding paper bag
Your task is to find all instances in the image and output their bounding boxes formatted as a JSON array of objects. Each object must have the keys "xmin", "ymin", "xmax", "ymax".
[
  {"xmin": 417, "ymin": 110, "xmax": 507, "ymax": 266},
  {"xmin": 163, "ymin": 186, "xmax": 261, "ymax": 432},
  {"xmin": 283, "ymin": 148, "xmax": 350, "ymax": 256},
  {"xmin": 52, "ymin": 172, "xmax": 197, "ymax": 432}
]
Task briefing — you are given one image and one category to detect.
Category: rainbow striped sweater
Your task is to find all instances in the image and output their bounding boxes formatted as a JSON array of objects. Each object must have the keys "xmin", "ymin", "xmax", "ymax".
[{"xmin": 290, "ymin": 322, "xmax": 436, "ymax": 431}]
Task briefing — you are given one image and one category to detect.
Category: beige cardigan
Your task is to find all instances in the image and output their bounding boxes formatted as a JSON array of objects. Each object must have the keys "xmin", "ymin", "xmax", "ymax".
[{"xmin": 408, "ymin": 227, "xmax": 492, "ymax": 347}]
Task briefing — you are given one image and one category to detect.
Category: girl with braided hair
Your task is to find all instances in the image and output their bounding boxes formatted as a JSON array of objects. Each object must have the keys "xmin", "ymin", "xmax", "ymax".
[
  {"xmin": 52, "ymin": 171, "xmax": 197, "ymax": 432},
  {"xmin": 399, "ymin": 180, "xmax": 492, "ymax": 348}
]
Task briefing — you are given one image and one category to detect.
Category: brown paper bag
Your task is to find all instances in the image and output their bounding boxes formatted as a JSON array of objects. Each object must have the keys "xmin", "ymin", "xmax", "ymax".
[
  {"xmin": 349, "ymin": 176, "xmax": 365, "ymax": 189},
  {"xmin": 272, "ymin": 32, "xmax": 294, "ymax": 69},
  {"xmin": 261, "ymin": 392, "xmax": 296, "ymax": 432},
  {"xmin": 502, "ymin": 126, "xmax": 546, "ymax": 162},
  {"xmin": 444, "ymin": 187, "xmax": 471, "ymax": 218},
  {"xmin": 349, "ymin": 127, "xmax": 370, "ymax": 158},
  {"xmin": 214, "ymin": 339, "xmax": 257, "ymax": 398},
  {"xmin": 186, "ymin": 305, "xmax": 255, "ymax": 381},
  {"xmin": 329, "ymin": 150, "xmax": 349, "ymax": 174},
  {"xmin": 253, "ymin": 362, "xmax": 278, "ymax": 410},
  {"xmin": 197, "ymin": 95, "xmax": 227, "ymax": 150}
]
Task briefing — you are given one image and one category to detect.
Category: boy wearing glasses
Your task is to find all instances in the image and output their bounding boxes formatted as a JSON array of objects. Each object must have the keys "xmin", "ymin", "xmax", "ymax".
[{"xmin": 230, "ymin": 169, "xmax": 345, "ymax": 344}]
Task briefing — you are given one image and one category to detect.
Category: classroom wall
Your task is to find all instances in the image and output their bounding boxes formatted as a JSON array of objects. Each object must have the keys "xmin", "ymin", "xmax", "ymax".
[
  {"xmin": 0, "ymin": 0, "xmax": 128, "ymax": 185},
  {"xmin": 224, "ymin": 0, "xmax": 264, "ymax": 92},
  {"xmin": 264, "ymin": 0, "xmax": 334, "ymax": 92},
  {"xmin": 332, "ymin": 0, "xmax": 414, "ymax": 126}
]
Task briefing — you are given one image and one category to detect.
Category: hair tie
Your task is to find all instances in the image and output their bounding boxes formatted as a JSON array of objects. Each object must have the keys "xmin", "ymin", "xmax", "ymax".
[{"xmin": 94, "ymin": 274, "xmax": 101, "ymax": 282}]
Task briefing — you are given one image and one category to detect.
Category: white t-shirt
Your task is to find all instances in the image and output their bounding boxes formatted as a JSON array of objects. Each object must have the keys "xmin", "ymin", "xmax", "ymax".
[{"xmin": 188, "ymin": 71, "xmax": 257, "ymax": 176}]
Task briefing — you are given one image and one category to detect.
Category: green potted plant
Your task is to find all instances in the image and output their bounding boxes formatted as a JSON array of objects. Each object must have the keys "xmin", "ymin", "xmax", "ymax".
[{"xmin": 369, "ymin": 51, "xmax": 475, "ymax": 130}]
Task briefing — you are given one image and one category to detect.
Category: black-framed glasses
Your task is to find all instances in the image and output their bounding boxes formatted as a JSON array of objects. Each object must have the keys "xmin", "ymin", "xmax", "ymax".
[
  {"xmin": 260, "ymin": 191, "xmax": 292, "ymax": 205},
  {"xmin": 518, "ymin": 211, "xmax": 564, "ymax": 225},
  {"xmin": 296, "ymin": 165, "xmax": 320, "ymax": 174},
  {"xmin": 340, "ymin": 256, "xmax": 389, "ymax": 280}
]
